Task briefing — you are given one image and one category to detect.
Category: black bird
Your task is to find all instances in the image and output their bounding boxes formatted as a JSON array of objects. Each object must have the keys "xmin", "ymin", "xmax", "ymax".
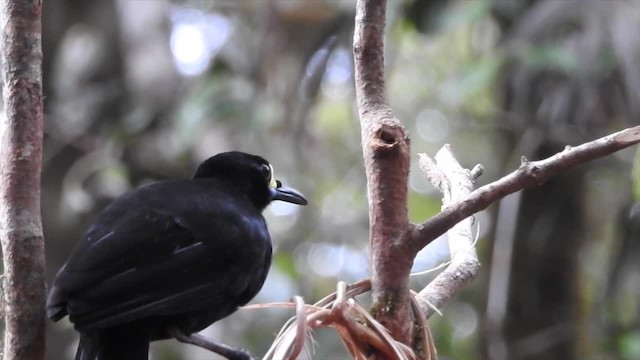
[{"xmin": 47, "ymin": 151, "xmax": 307, "ymax": 360}]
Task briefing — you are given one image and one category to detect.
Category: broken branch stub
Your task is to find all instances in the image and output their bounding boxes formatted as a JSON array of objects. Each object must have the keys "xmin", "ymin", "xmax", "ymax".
[{"xmin": 415, "ymin": 146, "xmax": 482, "ymax": 318}]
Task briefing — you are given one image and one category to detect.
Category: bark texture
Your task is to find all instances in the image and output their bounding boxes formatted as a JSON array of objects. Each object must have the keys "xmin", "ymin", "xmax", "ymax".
[
  {"xmin": 353, "ymin": 0, "xmax": 414, "ymax": 345},
  {"xmin": 0, "ymin": 0, "xmax": 46, "ymax": 359},
  {"xmin": 415, "ymin": 149, "xmax": 481, "ymax": 319}
]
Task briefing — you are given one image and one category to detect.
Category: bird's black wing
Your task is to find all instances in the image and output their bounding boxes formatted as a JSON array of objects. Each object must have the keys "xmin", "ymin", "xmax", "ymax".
[{"xmin": 47, "ymin": 202, "xmax": 270, "ymax": 331}]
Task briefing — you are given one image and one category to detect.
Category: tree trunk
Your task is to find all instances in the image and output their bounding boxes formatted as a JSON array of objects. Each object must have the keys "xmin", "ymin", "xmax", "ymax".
[{"xmin": 0, "ymin": 0, "xmax": 46, "ymax": 359}]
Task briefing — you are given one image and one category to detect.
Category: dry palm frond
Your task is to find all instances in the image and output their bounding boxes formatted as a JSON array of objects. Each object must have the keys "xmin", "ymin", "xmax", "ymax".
[{"xmin": 246, "ymin": 280, "xmax": 436, "ymax": 360}]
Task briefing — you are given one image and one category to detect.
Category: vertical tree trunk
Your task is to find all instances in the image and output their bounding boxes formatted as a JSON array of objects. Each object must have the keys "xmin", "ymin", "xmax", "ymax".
[
  {"xmin": 353, "ymin": 0, "xmax": 414, "ymax": 345},
  {"xmin": 0, "ymin": 0, "xmax": 46, "ymax": 359}
]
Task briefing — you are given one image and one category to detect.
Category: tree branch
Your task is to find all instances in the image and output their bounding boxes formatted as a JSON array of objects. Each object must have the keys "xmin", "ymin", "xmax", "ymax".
[
  {"xmin": 345, "ymin": 0, "xmax": 640, "ymax": 355},
  {"xmin": 410, "ymin": 125, "xmax": 640, "ymax": 253},
  {"xmin": 0, "ymin": 0, "xmax": 46, "ymax": 359},
  {"xmin": 414, "ymin": 147, "xmax": 481, "ymax": 318},
  {"xmin": 353, "ymin": 0, "xmax": 413, "ymax": 344}
]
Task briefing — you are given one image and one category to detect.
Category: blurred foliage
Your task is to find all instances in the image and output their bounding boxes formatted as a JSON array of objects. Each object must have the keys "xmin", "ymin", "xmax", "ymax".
[{"xmin": 9, "ymin": 0, "xmax": 636, "ymax": 359}]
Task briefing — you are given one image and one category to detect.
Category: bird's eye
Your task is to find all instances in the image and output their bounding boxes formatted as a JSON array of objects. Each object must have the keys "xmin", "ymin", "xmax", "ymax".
[{"xmin": 260, "ymin": 164, "xmax": 272, "ymax": 182}]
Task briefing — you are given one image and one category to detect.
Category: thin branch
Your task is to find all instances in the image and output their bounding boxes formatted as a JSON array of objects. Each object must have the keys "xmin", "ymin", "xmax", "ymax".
[
  {"xmin": 353, "ymin": 0, "xmax": 413, "ymax": 343},
  {"xmin": 414, "ymin": 147, "xmax": 481, "ymax": 318},
  {"xmin": 0, "ymin": 0, "xmax": 46, "ymax": 359},
  {"xmin": 410, "ymin": 125, "xmax": 640, "ymax": 253}
]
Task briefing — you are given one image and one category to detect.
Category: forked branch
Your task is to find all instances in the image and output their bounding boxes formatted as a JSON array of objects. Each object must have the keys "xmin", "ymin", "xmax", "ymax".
[
  {"xmin": 412, "ymin": 126, "xmax": 640, "ymax": 317},
  {"xmin": 411, "ymin": 126, "xmax": 640, "ymax": 253}
]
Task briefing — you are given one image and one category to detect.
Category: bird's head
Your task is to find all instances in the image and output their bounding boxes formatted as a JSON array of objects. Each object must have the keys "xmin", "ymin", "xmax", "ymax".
[{"xmin": 193, "ymin": 151, "xmax": 308, "ymax": 210}]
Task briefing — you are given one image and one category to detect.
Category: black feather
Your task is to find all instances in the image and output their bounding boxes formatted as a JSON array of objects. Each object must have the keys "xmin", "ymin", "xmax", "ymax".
[{"xmin": 47, "ymin": 152, "xmax": 307, "ymax": 359}]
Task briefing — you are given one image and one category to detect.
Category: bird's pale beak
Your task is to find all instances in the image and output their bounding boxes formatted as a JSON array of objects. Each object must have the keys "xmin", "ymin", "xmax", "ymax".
[{"xmin": 271, "ymin": 180, "xmax": 308, "ymax": 205}]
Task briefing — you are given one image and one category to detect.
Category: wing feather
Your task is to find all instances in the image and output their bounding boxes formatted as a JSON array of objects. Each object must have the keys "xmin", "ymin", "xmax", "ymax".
[{"xmin": 48, "ymin": 206, "xmax": 267, "ymax": 331}]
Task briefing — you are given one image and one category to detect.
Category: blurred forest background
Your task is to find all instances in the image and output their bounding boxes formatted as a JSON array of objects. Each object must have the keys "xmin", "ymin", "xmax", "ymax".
[{"xmin": 25, "ymin": 0, "xmax": 640, "ymax": 359}]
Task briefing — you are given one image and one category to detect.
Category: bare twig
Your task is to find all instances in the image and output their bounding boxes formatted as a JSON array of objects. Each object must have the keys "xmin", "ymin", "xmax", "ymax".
[
  {"xmin": 410, "ymin": 125, "xmax": 640, "ymax": 253},
  {"xmin": 415, "ymin": 147, "xmax": 481, "ymax": 318},
  {"xmin": 0, "ymin": 0, "xmax": 46, "ymax": 359}
]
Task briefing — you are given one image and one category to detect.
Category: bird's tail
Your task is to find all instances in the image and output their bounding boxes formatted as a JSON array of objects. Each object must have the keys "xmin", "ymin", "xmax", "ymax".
[{"xmin": 75, "ymin": 328, "xmax": 149, "ymax": 360}]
